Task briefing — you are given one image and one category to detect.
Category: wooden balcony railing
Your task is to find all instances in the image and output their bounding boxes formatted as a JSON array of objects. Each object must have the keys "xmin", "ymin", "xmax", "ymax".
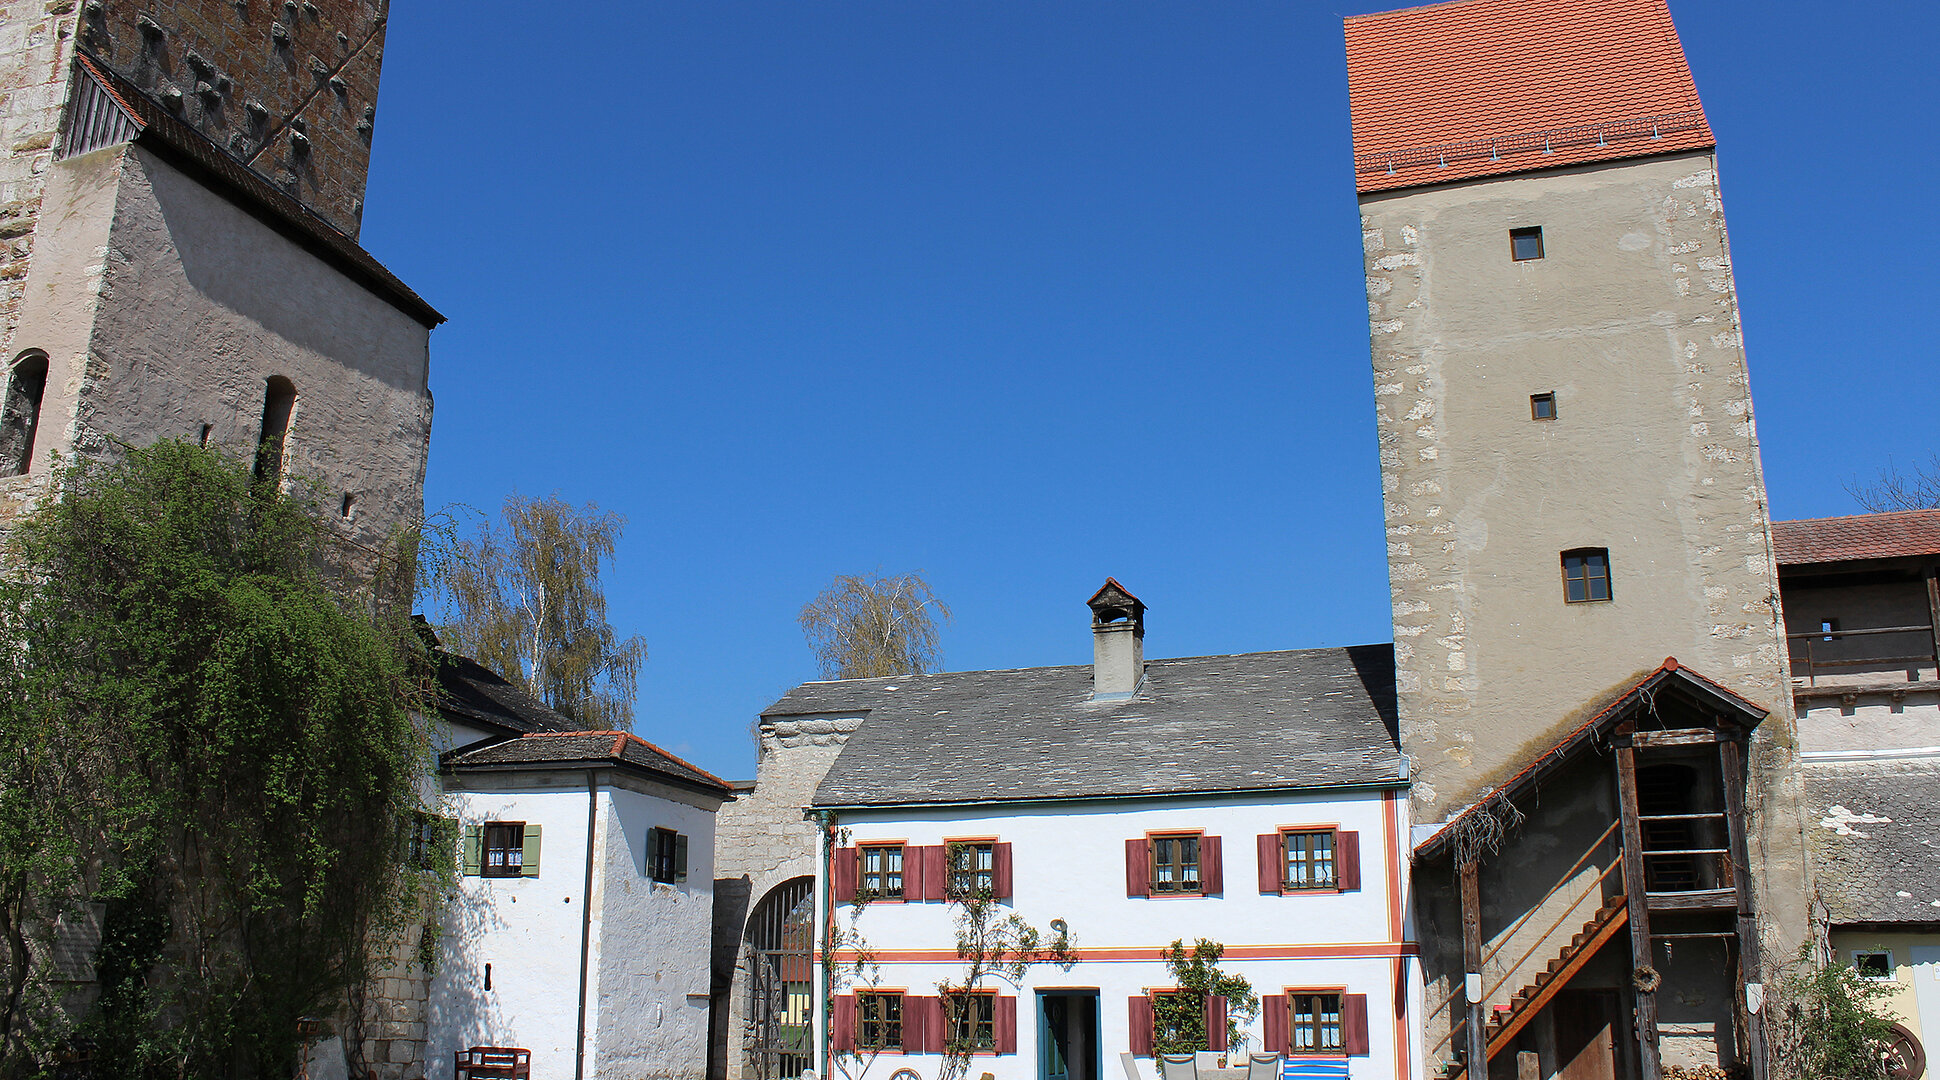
[{"xmin": 1787, "ymin": 623, "xmax": 1939, "ymax": 686}]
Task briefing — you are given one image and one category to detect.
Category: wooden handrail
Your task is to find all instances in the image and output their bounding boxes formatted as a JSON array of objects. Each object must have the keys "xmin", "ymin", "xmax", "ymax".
[
  {"xmin": 1478, "ymin": 820, "xmax": 1619, "ymax": 969},
  {"xmin": 1481, "ymin": 856, "xmax": 1624, "ymax": 1005}
]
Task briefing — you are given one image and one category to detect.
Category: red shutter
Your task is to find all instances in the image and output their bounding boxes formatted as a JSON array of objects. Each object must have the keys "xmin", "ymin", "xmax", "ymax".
[
  {"xmin": 1343, "ymin": 994, "xmax": 1369, "ymax": 1056},
  {"xmin": 1261, "ymin": 995, "xmax": 1288, "ymax": 1054},
  {"xmin": 833, "ymin": 994, "xmax": 856, "ymax": 1052},
  {"xmin": 903, "ymin": 846, "xmax": 925, "ymax": 902},
  {"xmin": 1126, "ymin": 838, "xmax": 1150, "ymax": 898},
  {"xmin": 907, "ymin": 995, "xmax": 942, "ymax": 1053},
  {"xmin": 1201, "ymin": 835, "xmax": 1223, "ymax": 896},
  {"xmin": 1257, "ymin": 833, "xmax": 1282, "ymax": 893},
  {"xmin": 1129, "ymin": 995, "xmax": 1155, "ymax": 1057},
  {"xmin": 922, "ymin": 846, "xmax": 948, "ymax": 902},
  {"xmin": 996, "ymin": 995, "xmax": 1018, "ymax": 1054},
  {"xmin": 1205, "ymin": 995, "xmax": 1228, "ymax": 1052},
  {"xmin": 832, "ymin": 847, "xmax": 859, "ymax": 904},
  {"xmin": 1337, "ymin": 831, "xmax": 1362, "ymax": 891},
  {"xmin": 994, "ymin": 842, "xmax": 1014, "ymax": 901}
]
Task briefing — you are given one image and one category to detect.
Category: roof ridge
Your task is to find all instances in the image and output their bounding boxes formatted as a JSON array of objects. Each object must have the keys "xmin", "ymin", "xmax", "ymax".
[
  {"xmin": 619, "ymin": 732, "xmax": 733, "ymax": 789},
  {"xmin": 1775, "ymin": 508, "xmax": 1940, "ymax": 526}
]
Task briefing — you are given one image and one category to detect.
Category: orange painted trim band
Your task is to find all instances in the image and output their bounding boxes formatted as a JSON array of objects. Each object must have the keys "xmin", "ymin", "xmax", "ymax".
[{"xmin": 827, "ymin": 942, "xmax": 1420, "ymax": 964}]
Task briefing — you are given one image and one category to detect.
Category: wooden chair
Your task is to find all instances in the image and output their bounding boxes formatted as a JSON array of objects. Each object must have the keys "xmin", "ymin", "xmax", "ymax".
[{"xmin": 454, "ymin": 1046, "xmax": 531, "ymax": 1079}]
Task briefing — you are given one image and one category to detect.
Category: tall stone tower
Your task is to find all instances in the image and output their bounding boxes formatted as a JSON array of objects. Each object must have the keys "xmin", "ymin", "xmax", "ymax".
[{"xmin": 0, "ymin": 0, "xmax": 438, "ymax": 552}]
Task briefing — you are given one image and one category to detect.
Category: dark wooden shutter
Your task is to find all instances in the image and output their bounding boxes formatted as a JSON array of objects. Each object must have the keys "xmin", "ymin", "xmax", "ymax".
[
  {"xmin": 922, "ymin": 846, "xmax": 948, "ymax": 902},
  {"xmin": 993, "ymin": 842, "xmax": 1014, "ymax": 900},
  {"xmin": 1126, "ymin": 838, "xmax": 1150, "ymax": 898},
  {"xmin": 1129, "ymin": 995, "xmax": 1155, "ymax": 1057},
  {"xmin": 832, "ymin": 847, "xmax": 858, "ymax": 904},
  {"xmin": 1337, "ymin": 831, "xmax": 1362, "ymax": 891},
  {"xmin": 1205, "ymin": 995, "xmax": 1228, "ymax": 1052},
  {"xmin": 1343, "ymin": 994, "xmax": 1369, "ymax": 1055},
  {"xmin": 674, "ymin": 833, "xmax": 689, "ymax": 883},
  {"xmin": 1257, "ymin": 833, "xmax": 1282, "ymax": 893},
  {"xmin": 996, "ymin": 995, "xmax": 1018, "ymax": 1053},
  {"xmin": 833, "ymin": 994, "xmax": 856, "ymax": 1052},
  {"xmin": 1201, "ymin": 835, "xmax": 1223, "ymax": 895},
  {"xmin": 1261, "ymin": 995, "xmax": 1289, "ymax": 1054}
]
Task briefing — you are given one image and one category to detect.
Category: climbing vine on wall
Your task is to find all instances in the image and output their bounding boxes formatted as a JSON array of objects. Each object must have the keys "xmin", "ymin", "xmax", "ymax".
[{"xmin": 1152, "ymin": 938, "xmax": 1259, "ymax": 1057}]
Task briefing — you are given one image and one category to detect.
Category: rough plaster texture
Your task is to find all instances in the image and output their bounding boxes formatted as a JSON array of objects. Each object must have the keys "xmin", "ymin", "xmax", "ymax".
[
  {"xmin": 1360, "ymin": 152, "xmax": 1812, "ymax": 1070},
  {"xmin": 0, "ymin": 0, "xmax": 83, "ymax": 360},
  {"xmin": 75, "ymin": 0, "xmax": 387, "ymax": 236},
  {"xmin": 711, "ymin": 716, "xmax": 859, "ymax": 1080},
  {"xmin": 4, "ymin": 144, "xmax": 430, "ymax": 546}
]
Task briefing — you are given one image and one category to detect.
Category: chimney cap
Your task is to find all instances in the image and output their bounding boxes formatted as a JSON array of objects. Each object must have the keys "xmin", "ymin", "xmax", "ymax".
[{"xmin": 1087, "ymin": 577, "xmax": 1145, "ymax": 628}]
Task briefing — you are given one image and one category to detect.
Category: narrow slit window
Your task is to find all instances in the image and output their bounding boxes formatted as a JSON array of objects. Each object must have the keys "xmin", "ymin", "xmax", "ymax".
[
  {"xmin": 1530, "ymin": 392, "xmax": 1556, "ymax": 420},
  {"xmin": 1819, "ymin": 618, "xmax": 1838, "ymax": 643},
  {"xmin": 254, "ymin": 376, "xmax": 296, "ymax": 484},
  {"xmin": 1562, "ymin": 549, "xmax": 1612, "ymax": 603},
  {"xmin": 198, "ymin": 423, "xmax": 213, "ymax": 447},
  {"xmin": 1510, "ymin": 226, "xmax": 1545, "ymax": 261},
  {"xmin": 0, "ymin": 352, "xmax": 49, "ymax": 477},
  {"xmin": 340, "ymin": 493, "xmax": 356, "ymax": 519}
]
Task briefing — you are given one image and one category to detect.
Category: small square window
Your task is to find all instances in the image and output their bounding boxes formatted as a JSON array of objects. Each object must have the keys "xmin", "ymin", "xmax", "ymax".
[
  {"xmin": 945, "ymin": 991, "xmax": 997, "ymax": 1051},
  {"xmin": 1530, "ymin": 392, "xmax": 1556, "ymax": 420},
  {"xmin": 859, "ymin": 991, "xmax": 905, "ymax": 1051},
  {"xmin": 481, "ymin": 822, "xmax": 525, "ymax": 877},
  {"xmin": 1281, "ymin": 829, "xmax": 1337, "ymax": 890},
  {"xmin": 1562, "ymin": 549, "xmax": 1612, "ymax": 603},
  {"xmin": 860, "ymin": 843, "xmax": 904, "ymax": 900},
  {"xmin": 1819, "ymin": 618, "xmax": 1839, "ymax": 643},
  {"xmin": 649, "ymin": 827, "xmax": 687, "ymax": 884},
  {"xmin": 1855, "ymin": 951, "xmax": 1894, "ymax": 981},
  {"xmin": 1288, "ymin": 992, "xmax": 1345, "ymax": 1054},
  {"xmin": 1149, "ymin": 833, "xmax": 1202, "ymax": 895},
  {"xmin": 948, "ymin": 841, "xmax": 995, "ymax": 898},
  {"xmin": 1511, "ymin": 226, "xmax": 1545, "ymax": 261}
]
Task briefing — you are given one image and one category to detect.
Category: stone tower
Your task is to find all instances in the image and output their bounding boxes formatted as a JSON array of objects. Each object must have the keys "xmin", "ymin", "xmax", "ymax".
[{"xmin": 0, "ymin": 0, "xmax": 438, "ymax": 551}]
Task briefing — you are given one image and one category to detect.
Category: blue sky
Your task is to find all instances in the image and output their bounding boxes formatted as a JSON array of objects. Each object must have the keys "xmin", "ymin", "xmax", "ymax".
[{"xmin": 362, "ymin": 2, "xmax": 1940, "ymax": 780}]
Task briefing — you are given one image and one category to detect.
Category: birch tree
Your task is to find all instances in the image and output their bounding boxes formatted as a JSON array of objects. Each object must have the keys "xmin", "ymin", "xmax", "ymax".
[
  {"xmin": 799, "ymin": 571, "xmax": 951, "ymax": 680},
  {"xmin": 432, "ymin": 494, "xmax": 647, "ymax": 729}
]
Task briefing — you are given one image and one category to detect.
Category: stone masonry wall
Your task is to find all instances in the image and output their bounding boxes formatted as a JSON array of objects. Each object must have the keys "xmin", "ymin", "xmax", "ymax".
[
  {"xmin": 710, "ymin": 715, "xmax": 860, "ymax": 1080},
  {"xmin": 76, "ymin": 0, "xmax": 387, "ymax": 237},
  {"xmin": 0, "ymin": 0, "xmax": 82, "ymax": 360}
]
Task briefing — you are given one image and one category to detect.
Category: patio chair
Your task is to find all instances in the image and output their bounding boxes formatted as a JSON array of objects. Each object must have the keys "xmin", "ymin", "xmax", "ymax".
[
  {"xmin": 1120, "ymin": 1053, "xmax": 1146, "ymax": 1080},
  {"xmin": 1245, "ymin": 1052, "xmax": 1280, "ymax": 1080},
  {"xmin": 454, "ymin": 1046, "xmax": 530, "ymax": 1080},
  {"xmin": 1160, "ymin": 1052, "xmax": 1198, "ymax": 1080}
]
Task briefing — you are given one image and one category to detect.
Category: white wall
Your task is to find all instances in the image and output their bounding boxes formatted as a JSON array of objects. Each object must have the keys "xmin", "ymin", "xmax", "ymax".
[{"xmin": 821, "ymin": 788, "xmax": 1422, "ymax": 1080}]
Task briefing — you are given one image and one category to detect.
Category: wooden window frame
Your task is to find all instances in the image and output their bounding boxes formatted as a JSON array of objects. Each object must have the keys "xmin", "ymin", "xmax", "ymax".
[
  {"xmin": 860, "ymin": 842, "xmax": 906, "ymax": 902},
  {"xmin": 1278, "ymin": 826, "xmax": 1340, "ymax": 893},
  {"xmin": 944, "ymin": 989, "xmax": 998, "ymax": 1054},
  {"xmin": 945, "ymin": 837, "xmax": 997, "ymax": 899},
  {"xmin": 1530, "ymin": 392, "xmax": 1557, "ymax": 421},
  {"xmin": 481, "ymin": 821, "xmax": 525, "ymax": 878},
  {"xmin": 1147, "ymin": 832, "xmax": 1205, "ymax": 897},
  {"xmin": 1284, "ymin": 988, "xmax": 1346, "ymax": 1056},
  {"xmin": 858, "ymin": 990, "xmax": 907, "ymax": 1051},
  {"xmin": 1510, "ymin": 226, "xmax": 1545, "ymax": 261},
  {"xmin": 409, "ymin": 812, "xmax": 454, "ymax": 872},
  {"xmin": 648, "ymin": 827, "xmax": 681, "ymax": 884},
  {"xmin": 1562, "ymin": 548, "xmax": 1613, "ymax": 604}
]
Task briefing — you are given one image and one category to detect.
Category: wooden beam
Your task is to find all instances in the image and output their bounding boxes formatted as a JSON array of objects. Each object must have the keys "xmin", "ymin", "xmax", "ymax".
[
  {"xmin": 1483, "ymin": 895, "xmax": 1629, "ymax": 1057},
  {"xmin": 1630, "ymin": 729, "xmax": 1720, "ymax": 748},
  {"xmin": 1927, "ymin": 571, "xmax": 1940, "ymax": 677},
  {"xmin": 1720, "ymin": 737, "xmax": 1768, "ymax": 1080},
  {"xmin": 1461, "ymin": 857, "xmax": 1486, "ymax": 1079},
  {"xmin": 1616, "ymin": 745, "xmax": 1662, "ymax": 1080},
  {"xmin": 1645, "ymin": 888, "xmax": 1738, "ymax": 911}
]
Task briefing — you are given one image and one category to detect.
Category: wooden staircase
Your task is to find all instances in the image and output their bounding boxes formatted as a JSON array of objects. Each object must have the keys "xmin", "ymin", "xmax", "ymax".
[{"xmin": 1451, "ymin": 894, "xmax": 1628, "ymax": 1080}]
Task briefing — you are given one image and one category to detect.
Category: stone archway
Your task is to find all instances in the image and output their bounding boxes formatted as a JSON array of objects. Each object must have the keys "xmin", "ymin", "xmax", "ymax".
[{"xmin": 742, "ymin": 877, "xmax": 815, "ymax": 1080}]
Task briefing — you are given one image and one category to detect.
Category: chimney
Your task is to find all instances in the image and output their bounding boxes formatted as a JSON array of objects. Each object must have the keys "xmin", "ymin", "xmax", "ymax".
[{"xmin": 1087, "ymin": 578, "xmax": 1145, "ymax": 699}]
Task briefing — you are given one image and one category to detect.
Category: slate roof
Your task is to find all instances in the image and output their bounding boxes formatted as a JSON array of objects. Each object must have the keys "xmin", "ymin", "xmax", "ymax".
[
  {"xmin": 445, "ymin": 730, "xmax": 732, "ymax": 795},
  {"xmin": 1771, "ymin": 510, "xmax": 1940, "ymax": 567},
  {"xmin": 71, "ymin": 52, "xmax": 444, "ymax": 327},
  {"xmin": 1805, "ymin": 761, "xmax": 1940, "ymax": 925},
  {"xmin": 775, "ymin": 645, "xmax": 1403, "ymax": 809},
  {"xmin": 432, "ymin": 650, "xmax": 577, "ymax": 737},
  {"xmin": 1345, "ymin": 0, "xmax": 1713, "ymax": 194}
]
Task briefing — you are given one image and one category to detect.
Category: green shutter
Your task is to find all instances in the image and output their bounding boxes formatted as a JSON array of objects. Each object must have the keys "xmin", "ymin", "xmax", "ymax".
[
  {"xmin": 462, "ymin": 825, "xmax": 482, "ymax": 876},
  {"xmin": 521, "ymin": 823, "xmax": 542, "ymax": 878},
  {"xmin": 674, "ymin": 833, "xmax": 689, "ymax": 883}
]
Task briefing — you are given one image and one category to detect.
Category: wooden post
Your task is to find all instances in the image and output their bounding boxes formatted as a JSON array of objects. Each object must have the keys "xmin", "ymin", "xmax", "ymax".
[
  {"xmin": 1720, "ymin": 736, "xmax": 1768, "ymax": 1080},
  {"xmin": 1616, "ymin": 743, "xmax": 1662, "ymax": 1080},
  {"xmin": 1461, "ymin": 856, "xmax": 1487, "ymax": 1076},
  {"xmin": 1925, "ymin": 570, "xmax": 1940, "ymax": 677}
]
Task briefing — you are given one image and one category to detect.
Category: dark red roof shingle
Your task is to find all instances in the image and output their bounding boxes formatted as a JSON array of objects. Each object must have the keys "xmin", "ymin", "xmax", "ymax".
[
  {"xmin": 1772, "ymin": 510, "xmax": 1940, "ymax": 566},
  {"xmin": 1344, "ymin": 0, "xmax": 1714, "ymax": 194}
]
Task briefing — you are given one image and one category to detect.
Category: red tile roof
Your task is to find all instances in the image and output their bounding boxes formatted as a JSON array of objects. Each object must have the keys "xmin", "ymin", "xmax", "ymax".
[
  {"xmin": 1771, "ymin": 510, "xmax": 1940, "ymax": 566},
  {"xmin": 1344, "ymin": 0, "xmax": 1715, "ymax": 194}
]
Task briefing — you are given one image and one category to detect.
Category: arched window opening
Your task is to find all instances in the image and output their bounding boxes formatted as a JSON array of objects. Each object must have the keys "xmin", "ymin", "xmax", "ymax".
[
  {"xmin": 254, "ymin": 376, "xmax": 296, "ymax": 484},
  {"xmin": 0, "ymin": 351, "xmax": 49, "ymax": 478}
]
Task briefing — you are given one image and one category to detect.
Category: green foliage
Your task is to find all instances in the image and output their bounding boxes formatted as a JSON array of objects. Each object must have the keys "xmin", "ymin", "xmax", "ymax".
[
  {"xmin": 427, "ymin": 493, "xmax": 646, "ymax": 729},
  {"xmin": 936, "ymin": 842, "xmax": 1076, "ymax": 1080},
  {"xmin": 0, "ymin": 442, "xmax": 437, "ymax": 1079},
  {"xmin": 1152, "ymin": 939, "xmax": 1259, "ymax": 1057},
  {"xmin": 1768, "ymin": 948, "xmax": 1900, "ymax": 1080},
  {"xmin": 800, "ymin": 572, "xmax": 950, "ymax": 680}
]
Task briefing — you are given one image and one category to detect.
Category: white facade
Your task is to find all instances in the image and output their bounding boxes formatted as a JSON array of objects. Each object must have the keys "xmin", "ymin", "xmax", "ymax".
[
  {"xmin": 427, "ymin": 766, "xmax": 722, "ymax": 1080},
  {"xmin": 818, "ymin": 787, "xmax": 1423, "ymax": 1080}
]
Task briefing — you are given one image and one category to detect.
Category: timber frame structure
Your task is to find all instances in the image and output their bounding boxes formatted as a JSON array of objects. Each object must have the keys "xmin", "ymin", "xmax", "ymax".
[{"xmin": 1418, "ymin": 660, "xmax": 1771, "ymax": 1080}]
